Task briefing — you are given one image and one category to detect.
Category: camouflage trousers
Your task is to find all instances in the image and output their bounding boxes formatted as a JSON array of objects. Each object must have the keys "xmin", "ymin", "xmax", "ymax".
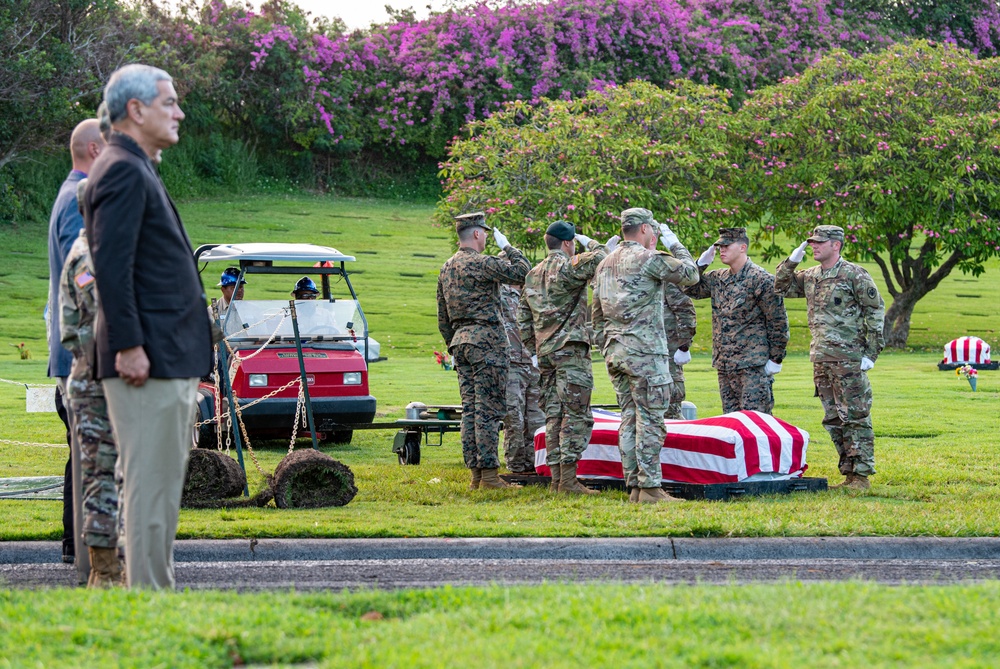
[
  {"xmin": 814, "ymin": 360, "xmax": 875, "ymax": 476},
  {"xmin": 67, "ymin": 380, "xmax": 120, "ymax": 549},
  {"xmin": 452, "ymin": 343, "xmax": 508, "ymax": 470},
  {"xmin": 717, "ymin": 365, "xmax": 773, "ymax": 414},
  {"xmin": 666, "ymin": 355, "xmax": 686, "ymax": 420},
  {"xmin": 604, "ymin": 342, "xmax": 672, "ymax": 489},
  {"xmin": 503, "ymin": 362, "xmax": 544, "ymax": 473},
  {"xmin": 538, "ymin": 342, "xmax": 594, "ymax": 467}
]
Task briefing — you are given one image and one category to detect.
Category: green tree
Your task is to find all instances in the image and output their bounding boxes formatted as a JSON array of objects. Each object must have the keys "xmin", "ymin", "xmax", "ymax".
[
  {"xmin": 437, "ymin": 79, "xmax": 738, "ymax": 256},
  {"xmin": 734, "ymin": 40, "xmax": 1000, "ymax": 348}
]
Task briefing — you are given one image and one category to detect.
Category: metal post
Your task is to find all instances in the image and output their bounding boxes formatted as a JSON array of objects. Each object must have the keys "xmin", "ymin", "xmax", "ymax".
[
  {"xmin": 215, "ymin": 324, "xmax": 249, "ymax": 496},
  {"xmin": 289, "ymin": 300, "xmax": 319, "ymax": 450}
]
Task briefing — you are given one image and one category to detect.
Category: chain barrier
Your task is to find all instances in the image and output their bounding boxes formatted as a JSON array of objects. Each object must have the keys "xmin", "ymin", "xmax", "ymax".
[
  {"xmin": 0, "ymin": 438, "xmax": 66, "ymax": 448},
  {"xmin": 0, "ymin": 378, "xmax": 56, "ymax": 388}
]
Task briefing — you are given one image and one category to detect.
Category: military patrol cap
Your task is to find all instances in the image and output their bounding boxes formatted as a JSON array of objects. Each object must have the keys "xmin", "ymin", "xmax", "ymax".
[
  {"xmin": 713, "ymin": 227, "xmax": 749, "ymax": 247},
  {"xmin": 620, "ymin": 207, "xmax": 655, "ymax": 229},
  {"xmin": 545, "ymin": 220, "xmax": 576, "ymax": 241},
  {"xmin": 807, "ymin": 225, "xmax": 845, "ymax": 243},
  {"xmin": 454, "ymin": 211, "xmax": 492, "ymax": 233},
  {"xmin": 293, "ymin": 276, "xmax": 318, "ymax": 295},
  {"xmin": 217, "ymin": 267, "xmax": 246, "ymax": 287}
]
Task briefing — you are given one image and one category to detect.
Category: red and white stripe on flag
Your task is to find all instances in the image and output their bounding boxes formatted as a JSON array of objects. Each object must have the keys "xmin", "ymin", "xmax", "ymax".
[
  {"xmin": 534, "ymin": 409, "xmax": 810, "ymax": 484},
  {"xmin": 942, "ymin": 336, "xmax": 991, "ymax": 365}
]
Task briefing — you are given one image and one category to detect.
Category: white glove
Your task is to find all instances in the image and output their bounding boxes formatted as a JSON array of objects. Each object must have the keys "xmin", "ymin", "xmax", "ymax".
[
  {"xmin": 697, "ymin": 245, "xmax": 716, "ymax": 267},
  {"xmin": 860, "ymin": 356, "xmax": 875, "ymax": 371},
  {"xmin": 605, "ymin": 235, "xmax": 620, "ymax": 252},
  {"xmin": 493, "ymin": 228, "xmax": 510, "ymax": 250},
  {"xmin": 657, "ymin": 222, "xmax": 679, "ymax": 248},
  {"xmin": 789, "ymin": 241, "xmax": 809, "ymax": 263},
  {"xmin": 673, "ymin": 349, "xmax": 691, "ymax": 365},
  {"xmin": 574, "ymin": 234, "xmax": 593, "ymax": 248},
  {"xmin": 764, "ymin": 360, "xmax": 782, "ymax": 375},
  {"xmin": 530, "ymin": 355, "xmax": 538, "ymax": 368}
]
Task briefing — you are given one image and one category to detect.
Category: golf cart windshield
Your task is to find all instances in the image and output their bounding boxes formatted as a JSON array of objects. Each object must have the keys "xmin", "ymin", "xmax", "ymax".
[{"xmin": 224, "ymin": 299, "xmax": 364, "ymax": 342}]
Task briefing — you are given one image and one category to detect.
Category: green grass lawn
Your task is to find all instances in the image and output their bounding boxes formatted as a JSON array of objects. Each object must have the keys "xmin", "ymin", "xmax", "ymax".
[
  {"xmin": 1, "ymin": 193, "xmax": 998, "ymax": 540},
  {"xmin": 3, "ymin": 582, "xmax": 1000, "ymax": 668}
]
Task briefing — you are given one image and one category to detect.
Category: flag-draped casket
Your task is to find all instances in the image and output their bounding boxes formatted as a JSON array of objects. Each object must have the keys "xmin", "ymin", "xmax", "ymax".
[
  {"xmin": 533, "ymin": 409, "xmax": 810, "ymax": 484},
  {"xmin": 942, "ymin": 336, "xmax": 991, "ymax": 365}
]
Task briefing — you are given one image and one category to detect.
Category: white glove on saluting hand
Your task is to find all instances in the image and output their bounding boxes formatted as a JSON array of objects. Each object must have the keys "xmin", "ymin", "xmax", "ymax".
[
  {"xmin": 789, "ymin": 241, "xmax": 809, "ymax": 263},
  {"xmin": 531, "ymin": 355, "xmax": 538, "ymax": 368},
  {"xmin": 658, "ymin": 222, "xmax": 680, "ymax": 248},
  {"xmin": 673, "ymin": 349, "xmax": 692, "ymax": 365},
  {"xmin": 493, "ymin": 228, "xmax": 510, "ymax": 250},
  {"xmin": 764, "ymin": 360, "xmax": 782, "ymax": 376},
  {"xmin": 860, "ymin": 356, "xmax": 875, "ymax": 372},
  {"xmin": 605, "ymin": 235, "xmax": 620, "ymax": 252},
  {"xmin": 574, "ymin": 233, "xmax": 593, "ymax": 248},
  {"xmin": 697, "ymin": 245, "xmax": 716, "ymax": 267}
]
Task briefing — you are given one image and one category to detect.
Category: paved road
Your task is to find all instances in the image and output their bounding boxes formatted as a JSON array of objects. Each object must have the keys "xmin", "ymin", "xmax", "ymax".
[{"xmin": 3, "ymin": 538, "xmax": 1000, "ymax": 589}]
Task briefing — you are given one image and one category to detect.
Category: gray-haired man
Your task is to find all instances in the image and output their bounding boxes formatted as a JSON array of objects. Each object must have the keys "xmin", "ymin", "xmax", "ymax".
[{"xmin": 83, "ymin": 64, "xmax": 213, "ymax": 589}]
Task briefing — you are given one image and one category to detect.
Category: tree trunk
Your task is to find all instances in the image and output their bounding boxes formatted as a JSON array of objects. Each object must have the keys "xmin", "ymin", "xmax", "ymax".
[
  {"xmin": 872, "ymin": 243, "xmax": 964, "ymax": 349},
  {"xmin": 882, "ymin": 289, "xmax": 922, "ymax": 349}
]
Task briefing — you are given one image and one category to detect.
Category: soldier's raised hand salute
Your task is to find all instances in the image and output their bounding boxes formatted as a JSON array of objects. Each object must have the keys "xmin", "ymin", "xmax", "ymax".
[
  {"xmin": 789, "ymin": 240, "xmax": 809, "ymax": 263},
  {"xmin": 657, "ymin": 222, "xmax": 680, "ymax": 248},
  {"xmin": 493, "ymin": 227, "xmax": 510, "ymax": 250},
  {"xmin": 697, "ymin": 245, "xmax": 716, "ymax": 267},
  {"xmin": 574, "ymin": 233, "xmax": 593, "ymax": 249}
]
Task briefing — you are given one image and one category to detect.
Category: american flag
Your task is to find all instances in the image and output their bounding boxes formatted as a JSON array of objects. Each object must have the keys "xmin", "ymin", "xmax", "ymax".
[
  {"xmin": 534, "ymin": 409, "xmax": 810, "ymax": 484},
  {"xmin": 942, "ymin": 336, "xmax": 991, "ymax": 365}
]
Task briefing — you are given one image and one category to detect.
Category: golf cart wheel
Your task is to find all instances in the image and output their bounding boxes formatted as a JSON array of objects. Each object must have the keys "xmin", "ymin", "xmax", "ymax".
[
  {"xmin": 398, "ymin": 432, "xmax": 421, "ymax": 465},
  {"xmin": 193, "ymin": 395, "xmax": 218, "ymax": 449}
]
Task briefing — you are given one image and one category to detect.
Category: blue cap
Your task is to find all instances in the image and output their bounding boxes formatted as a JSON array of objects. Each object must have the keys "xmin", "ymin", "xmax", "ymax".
[
  {"xmin": 293, "ymin": 276, "xmax": 318, "ymax": 295},
  {"xmin": 217, "ymin": 267, "xmax": 246, "ymax": 287}
]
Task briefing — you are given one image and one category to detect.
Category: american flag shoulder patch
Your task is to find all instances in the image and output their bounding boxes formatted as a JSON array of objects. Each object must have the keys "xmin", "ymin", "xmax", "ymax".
[{"xmin": 74, "ymin": 270, "xmax": 95, "ymax": 289}]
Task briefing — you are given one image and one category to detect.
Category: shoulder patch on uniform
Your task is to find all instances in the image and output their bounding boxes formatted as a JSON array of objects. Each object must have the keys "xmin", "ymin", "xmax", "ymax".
[
  {"xmin": 571, "ymin": 255, "xmax": 581, "ymax": 266},
  {"xmin": 74, "ymin": 270, "xmax": 95, "ymax": 289},
  {"xmin": 867, "ymin": 287, "xmax": 877, "ymax": 299}
]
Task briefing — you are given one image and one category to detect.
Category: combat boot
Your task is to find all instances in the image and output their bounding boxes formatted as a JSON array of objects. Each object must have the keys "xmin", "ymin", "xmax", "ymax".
[
  {"xmin": 629, "ymin": 488, "xmax": 640, "ymax": 503},
  {"xmin": 558, "ymin": 462, "xmax": 599, "ymax": 495},
  {"xmin": 87, "ymin": 546, "xmax": 123, "ymax": 588},
  {"xmin": 479, "ymin": 468, "xmax": 516, "ymax": 489},
  {"xmin": 547, "ymin": 464, "xmax": 561, "ymax": 492},
  {"xmin": 637, "ymin": 487, "xmax": 684, "ymax": 504},
  {"xmin": 468, "ymin": 467, "xmax": 482, "ymax": 490},
  {"xmin": 833, "ymin": 473, "xmax": 870, "ymax": 490}
]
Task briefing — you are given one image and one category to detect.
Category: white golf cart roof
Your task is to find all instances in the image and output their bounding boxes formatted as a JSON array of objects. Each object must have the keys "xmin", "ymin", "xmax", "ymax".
[{"xmin": 197, "ymin": 243, "xmax": 355, "ymax": 263}]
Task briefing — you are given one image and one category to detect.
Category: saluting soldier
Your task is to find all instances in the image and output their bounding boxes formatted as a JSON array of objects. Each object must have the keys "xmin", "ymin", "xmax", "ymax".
[
  {"xmin": 775, "ymin": 225, "xmax": 885, "ymax": 490},
  {"xmin": 592, "ymin": 208, "xmax": 699, "ymax": 504},
  {"xmin": 59, "ymin": 199, "xmax": 123, "ymax": 588},
  {"xmin": 685, "ymin": 227, "xmax": 789, "ymax": 414},
  {"xmin": 517, "ymin": 221, "xmax": 618, "ymax": 495},
  {"xmin": 498, "ymin": 279, "xmax": 544, "ymax": 474},
  {"xmin": 437, "ymin": 212, "xmax": 530, "ymax": 490}
]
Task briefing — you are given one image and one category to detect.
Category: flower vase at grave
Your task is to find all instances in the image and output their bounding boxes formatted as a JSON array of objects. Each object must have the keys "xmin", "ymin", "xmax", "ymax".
[{"xmin": 969, "ymin": 377, "xmax": 977, "ymax": 392}]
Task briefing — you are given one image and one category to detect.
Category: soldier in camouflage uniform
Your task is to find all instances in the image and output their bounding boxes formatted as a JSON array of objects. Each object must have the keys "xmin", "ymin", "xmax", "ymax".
[
  {"xmin": 59, "ymin": 223, "xmax": 123, "ymax": 587},
  {"xmin": 437, "ymin": 212, "xmax": 530, "ymax": 490},
  {"xmin": 592, "ymin": 208, "xmax": 699, "ymax": 503},
  {"xmin": 684, "ymin": 227, "xmax": 789, "ymax": 414},
  {"xmin": 517, "ymin": 221, "xmax": 617, "ymax": 495},
  {"xmin": 775, "ymin": 225, "xmax": 885, "ymax": 490},
  {"xmin": 498, "ymin": 280, "xmax": 544, "ymax": 473},
  {"xmin": 644, "ymin": 235, "xmax": 697, "ymax": 419}
]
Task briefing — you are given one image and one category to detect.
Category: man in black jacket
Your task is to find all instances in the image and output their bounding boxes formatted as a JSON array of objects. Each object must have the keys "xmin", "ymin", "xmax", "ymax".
[{"xmin": 83, "ymin": 64, "xmax": 212, "ymax": 589}]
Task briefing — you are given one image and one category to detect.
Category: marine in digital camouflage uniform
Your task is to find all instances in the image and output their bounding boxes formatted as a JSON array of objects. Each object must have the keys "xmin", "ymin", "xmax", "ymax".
[
  {"xmin": 59, "ymin": 226, "xmax": 123, "ymax": 586},
  {"xmin": 775, "ymin": 225, "xmax": 885, "ymax": 489},
  {"xmin": 498, "ymin": 281, "xmax": 544, "ymax": 473},
  {"xmin": 437, "ymin": 212, "xmax": 530, "ymax": 490},
  {"xmin": 517, "ymin": 221, "xmax": 611, "ymax": 494},
  {"xmin": 592, "ymin": 208, "xmax": 699, "ymax": 503},
  {"xmin": 662, "ymin": 283, "xmax": 697, "ymax": 419},
  {"xmin": 684, "ymin": 227, "xmax": 788, "ymax": 414}
]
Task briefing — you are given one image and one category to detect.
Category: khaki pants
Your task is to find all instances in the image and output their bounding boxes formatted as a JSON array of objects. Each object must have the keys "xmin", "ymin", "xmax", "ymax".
[{"xmin": 103, "ymin": 377, "xmax": 198, "ymax": 589}]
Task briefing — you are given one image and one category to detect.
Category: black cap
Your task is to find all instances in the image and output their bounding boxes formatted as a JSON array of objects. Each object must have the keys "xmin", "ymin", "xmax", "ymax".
[{"xmin": 546, "ymin": 220, "xmax": 576, "ymax": 241}]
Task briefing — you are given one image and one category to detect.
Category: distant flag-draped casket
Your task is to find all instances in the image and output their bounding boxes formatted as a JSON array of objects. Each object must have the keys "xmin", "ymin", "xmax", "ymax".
[
  {"xmin": 533, "ymin": 409, "xmax": 810, "ymax": 484},
  {"xmin": 941, "ymin": 336, "xmax": 992, "ymax": 366}
]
